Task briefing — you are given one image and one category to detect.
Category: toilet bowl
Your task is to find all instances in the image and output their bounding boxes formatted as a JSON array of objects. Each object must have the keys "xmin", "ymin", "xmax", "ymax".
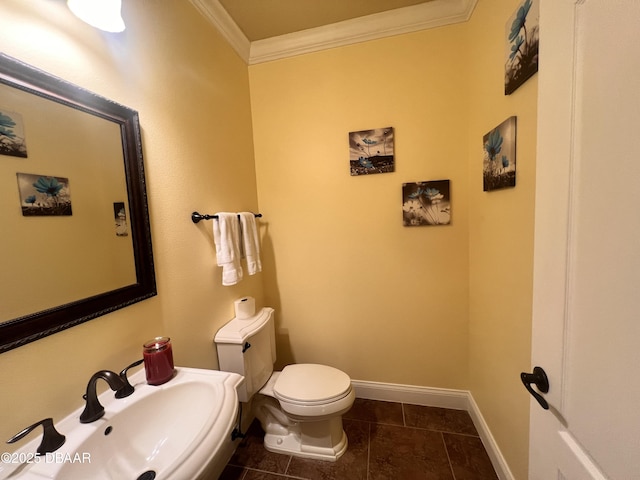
[{"xmin": 214, "ymin": 306, "xmax": 355, "ymax": 461}]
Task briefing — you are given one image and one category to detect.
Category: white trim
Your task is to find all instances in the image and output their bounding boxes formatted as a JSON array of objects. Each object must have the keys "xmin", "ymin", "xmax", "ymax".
[
  {"xmin": 467, "ymin": 393, "xmax": 516, "ymax": 480},
  {"xmin": 249, "ymin": 0, "xmax": 477, "ymax": 64},
  {"xmin": 351, "ymin": 379, "xmax": 514, "ymax": 480},
  {"xmin": 189, "ymin": 0, "xmax": 477, "ymax": 65},
  {"xmin": 189, "ymin": 0, "xmax": 251, "ymax": 63},
  {"xmin": 351, "ymin": 379, "xmax": 469, "ymax": 410}
]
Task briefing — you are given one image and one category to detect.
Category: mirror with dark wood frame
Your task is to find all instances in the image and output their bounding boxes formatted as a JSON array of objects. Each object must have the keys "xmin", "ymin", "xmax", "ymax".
[{"xmin": 0, "ymin": 53, "xmax": 156, "ymax": 353}]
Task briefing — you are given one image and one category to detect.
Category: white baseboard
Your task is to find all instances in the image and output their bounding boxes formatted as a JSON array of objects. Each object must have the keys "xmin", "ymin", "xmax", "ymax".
[
  {"xmin": 466, "ymin": 393, "xmax": 516, "ymax": 480},
  {"xmin": 351, "ymin": 379, "xmax": 469, "ymax": 410},
  {"xmin": 351, "ymin": 379, "xmax": 515, "ymax": 480}
]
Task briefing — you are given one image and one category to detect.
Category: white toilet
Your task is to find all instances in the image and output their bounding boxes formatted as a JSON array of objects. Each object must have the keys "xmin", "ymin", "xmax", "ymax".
[{"xmin": 214, "ymin": 306, "xmax": 355, "ymax": 461}]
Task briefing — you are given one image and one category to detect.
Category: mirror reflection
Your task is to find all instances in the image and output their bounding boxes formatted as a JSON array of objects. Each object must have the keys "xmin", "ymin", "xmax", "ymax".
[
  {"xmin": 0, "ymin": 83, "xmax": 137, "ymax": 321},
  {"xmin": 0, "ymin": 53, "xmax": 156, "ymax": 353}
]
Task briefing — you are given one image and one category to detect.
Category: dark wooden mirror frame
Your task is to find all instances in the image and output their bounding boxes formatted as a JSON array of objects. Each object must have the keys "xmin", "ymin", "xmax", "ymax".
[{"xmin": 0, "ymin": 53, "xmax": 156, "ymax": 353}]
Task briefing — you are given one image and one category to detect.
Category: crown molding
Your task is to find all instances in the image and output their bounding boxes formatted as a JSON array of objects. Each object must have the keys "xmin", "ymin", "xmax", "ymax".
[
  {"xmin": 190, "ymin": 0, "xmax": 477, "ymax": 65},
  {"xmin": 189, "ymin": 0, "xmax": 251, "ymax": 63},
  {"xmin": 249, "ymin": 0, "xmax": 477, "ymax": 64}
]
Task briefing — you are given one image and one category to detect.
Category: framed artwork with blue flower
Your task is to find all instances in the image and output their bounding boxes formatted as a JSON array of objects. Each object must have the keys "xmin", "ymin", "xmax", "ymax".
[
  {"xmin": 483, "ymin": 116, "xmax": 517, "ymax": 191},
  {"xmin": 349, "ymin": 127, "xmax": 394, "ymax": 176},
  {"xmin": 0, "ymin": 108, "xmax": 27, "ymax": 158},
  {"xmin": 402, "ymin": 180, "xmax": 451, "ymax": 226},
  {"xmin": 17, "ymin": 173, "xmax": 72, "ymax": 216},
  {"xmin": 505, "ymin": 0, "xmax": 539, "ymax": 95}
]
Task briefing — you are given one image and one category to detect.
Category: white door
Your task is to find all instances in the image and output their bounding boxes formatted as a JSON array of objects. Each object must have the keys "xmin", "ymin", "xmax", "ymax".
[{"xmin": 528, "ymin": 0, "xmax": 640, "ymax": 479}]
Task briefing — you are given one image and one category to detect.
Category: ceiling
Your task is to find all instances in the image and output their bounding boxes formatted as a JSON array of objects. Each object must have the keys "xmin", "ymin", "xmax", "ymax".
[
  {"xmin": 190, "ymin": 0, "xmax": 477, "ymax": 64},
  {"xmin": 217, "ymin": 0, "xmax": 436, "ymax": 41}
]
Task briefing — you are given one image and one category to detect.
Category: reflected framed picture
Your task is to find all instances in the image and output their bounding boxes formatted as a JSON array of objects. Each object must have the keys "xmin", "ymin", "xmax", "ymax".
[
  {"xmin": 114, "ymin": 201, "xmax": 128, "ymax": 236},
  {"xmin": 0, "ymin": 108, "xmax": 27, "ymax": 158},
  {"xmin": 17, "ymin": 173, "xmax": 72, "ymax": 216}
]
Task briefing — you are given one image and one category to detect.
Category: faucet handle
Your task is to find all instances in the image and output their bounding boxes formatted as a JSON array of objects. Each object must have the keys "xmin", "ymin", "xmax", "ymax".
[
  {"xmin": 7, "ymin": 418, "xmax": 65, "ymax": 455},
  {"xmin": 115, "ymin": 359, "xmax": 143, "ymax": 399}
]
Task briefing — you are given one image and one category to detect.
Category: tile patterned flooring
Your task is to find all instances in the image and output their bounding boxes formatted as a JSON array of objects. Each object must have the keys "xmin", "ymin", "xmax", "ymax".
[{"xmin": 219, "ymin": 398, "xmax": 499, "ymax": 480}]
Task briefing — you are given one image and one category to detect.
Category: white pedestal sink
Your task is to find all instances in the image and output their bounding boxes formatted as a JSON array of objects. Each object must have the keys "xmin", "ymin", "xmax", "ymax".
[{"xmin": 0, "ymin": 367, "xmax": 244, "ymax": 480}]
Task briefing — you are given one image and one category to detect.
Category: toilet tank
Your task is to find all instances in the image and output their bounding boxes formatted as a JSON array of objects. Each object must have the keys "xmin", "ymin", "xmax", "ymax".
[{"xmin": 214, "ymin": 307, "xmax": 276, "ymax": 402}]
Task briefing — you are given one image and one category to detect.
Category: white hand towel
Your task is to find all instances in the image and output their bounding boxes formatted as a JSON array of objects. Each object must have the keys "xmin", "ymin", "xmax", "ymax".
[
  {"xmin": 239, "ymin": 212, "xmax": 262, "ymax": 276},
  {"xmin": 212, "ymin": 212, "xmax": 243, "ymax": 286}
]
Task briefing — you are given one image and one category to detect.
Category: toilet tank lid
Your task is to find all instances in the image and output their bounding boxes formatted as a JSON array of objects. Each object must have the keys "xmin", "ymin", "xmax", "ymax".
[{"xmin": 214, "ymin": 307, "xmax": 274, "ymax": 344}]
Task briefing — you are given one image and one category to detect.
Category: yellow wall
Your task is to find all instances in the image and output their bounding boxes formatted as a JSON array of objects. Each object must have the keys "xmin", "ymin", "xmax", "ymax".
[
  {"xmin": 249, "ymin": 1, "xmax": 536, "ymax": 478},
  {"xmin": 467, "ymin": 1, "xmax": 535, "ymax": 478},
  {"xmin": 0, "ymin": 0, "xmax": 263, "ymax": 448},
  {"xmin": 249, "ymin": 26, "xmax": 471, "ymax": 389}
]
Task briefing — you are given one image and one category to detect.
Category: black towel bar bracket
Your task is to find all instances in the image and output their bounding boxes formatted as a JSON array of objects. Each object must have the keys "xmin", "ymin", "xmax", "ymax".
[{"xmin": 191, "ymin": 211, "xmax": 262, "ymax": 224}]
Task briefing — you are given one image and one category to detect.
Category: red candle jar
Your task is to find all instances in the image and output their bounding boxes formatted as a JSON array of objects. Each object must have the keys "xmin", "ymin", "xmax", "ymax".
[{"xmin": 143, "ymin": 337, "xmax": 175, "ymax": 385}]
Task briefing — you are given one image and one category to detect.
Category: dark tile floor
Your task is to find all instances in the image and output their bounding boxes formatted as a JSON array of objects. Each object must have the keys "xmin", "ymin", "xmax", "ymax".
[{"xmin": 219, "ymin": 398, "xmax": 499, "ymax": 480}]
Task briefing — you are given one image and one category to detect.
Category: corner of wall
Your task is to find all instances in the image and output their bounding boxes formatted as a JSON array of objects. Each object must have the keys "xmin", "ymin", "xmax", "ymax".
[{"xmin": 465, "ymin": 0, "xmax": 536, "ymax": 478}]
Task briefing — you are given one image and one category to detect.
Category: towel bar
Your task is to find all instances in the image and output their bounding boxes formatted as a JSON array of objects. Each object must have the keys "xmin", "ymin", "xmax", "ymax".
[{"xmin": 191, "ymin": 211, "xmax": 262, "ymax": 224}]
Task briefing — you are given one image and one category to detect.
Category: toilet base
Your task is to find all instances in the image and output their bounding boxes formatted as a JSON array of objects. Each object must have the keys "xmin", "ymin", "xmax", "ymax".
[
  {"xmin": 263, "ymin": 427, "xmax": 348, "ymax": 462},
  {"xmin": 254, "ymin": 395, "xmax": 350, "ymax": 462}
]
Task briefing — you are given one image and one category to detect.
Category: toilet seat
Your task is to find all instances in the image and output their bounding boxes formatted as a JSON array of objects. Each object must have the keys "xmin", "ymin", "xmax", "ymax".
[
  {"xmin": 274, "ymin": 364, "xmax": 352, "ymax": 404},
  {"xmin": 269, "ymin": 364, "xmax": 354, "ymax": 418}
]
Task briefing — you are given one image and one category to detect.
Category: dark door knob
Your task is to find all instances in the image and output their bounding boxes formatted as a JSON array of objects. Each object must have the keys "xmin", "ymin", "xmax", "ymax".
[{"xmin": 521, "ymin": 366, "xmax": 550, "ymax": 410}]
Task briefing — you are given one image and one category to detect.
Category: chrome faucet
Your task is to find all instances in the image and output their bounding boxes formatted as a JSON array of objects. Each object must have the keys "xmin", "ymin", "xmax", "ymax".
[
  {"xmin": 80, "ymin": 370, "xmax": 126, "ymax": 423},
  {"xmin": 6, "ymin": 418, "xmax": 65, "ymax": 455}
]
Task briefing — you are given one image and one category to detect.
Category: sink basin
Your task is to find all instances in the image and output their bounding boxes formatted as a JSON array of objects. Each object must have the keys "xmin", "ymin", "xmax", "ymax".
[{"xmin": 0, "ymin": 367, "xmax": 243, "ymax": 480}]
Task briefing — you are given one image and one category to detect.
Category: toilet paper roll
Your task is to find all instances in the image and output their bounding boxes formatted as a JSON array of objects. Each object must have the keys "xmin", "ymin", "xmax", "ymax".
[{"xmin": 234, "ymin": 296, "xmax": 255, "ymax": 319}]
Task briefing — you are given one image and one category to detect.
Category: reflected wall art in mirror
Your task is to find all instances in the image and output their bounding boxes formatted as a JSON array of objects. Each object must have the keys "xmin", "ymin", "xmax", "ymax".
[{"xmin": 0, "ymin": 53, "xmax": 156, "ymax": 353}]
